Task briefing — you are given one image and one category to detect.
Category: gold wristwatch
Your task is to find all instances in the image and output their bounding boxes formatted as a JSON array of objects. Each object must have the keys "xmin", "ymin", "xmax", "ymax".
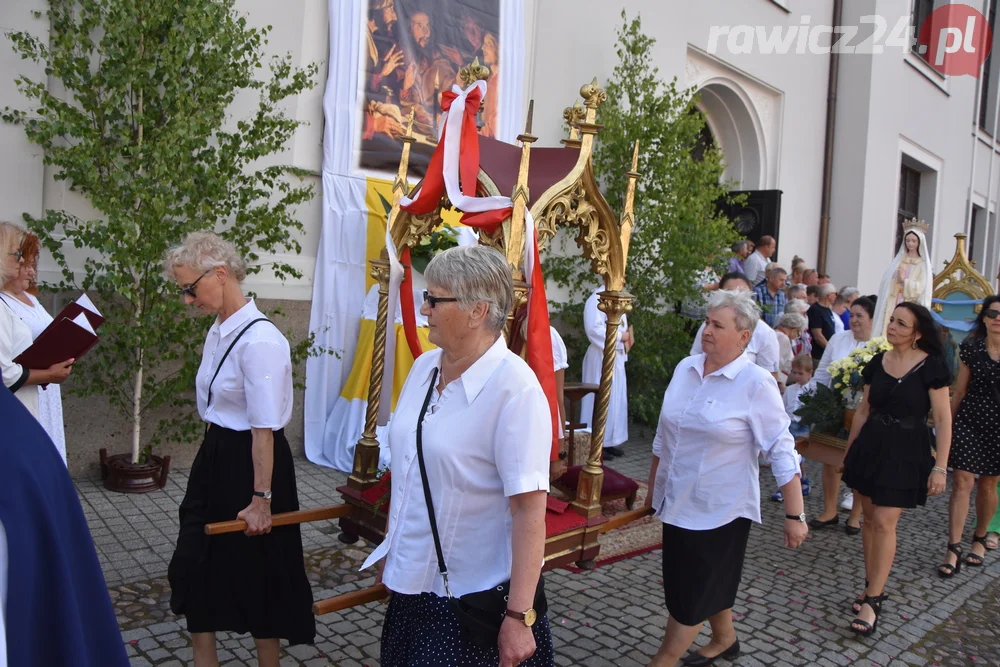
[{"xmin": 505, "ymin": 607, "xmax": 537, "ymax": 627}]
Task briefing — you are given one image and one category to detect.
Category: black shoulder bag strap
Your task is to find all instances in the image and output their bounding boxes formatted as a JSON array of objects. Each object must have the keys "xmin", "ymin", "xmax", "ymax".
[
  {"xmin": 204, "ymin": 317, "xmax": 270, "ymax": 433},
  {"xmin": 416, "ymin": 367, "xmax": 453, "ymax": 596}
]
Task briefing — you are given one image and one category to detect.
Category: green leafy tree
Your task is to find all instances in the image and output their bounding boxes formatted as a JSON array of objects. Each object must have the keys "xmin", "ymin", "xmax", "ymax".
[
  {"xmin": 3, "ymin": 0, "xmax": 318, "ymax": 462},
  {"xmin": 546, "ymin": 11, "xmax": 741, "ymax": 425}
]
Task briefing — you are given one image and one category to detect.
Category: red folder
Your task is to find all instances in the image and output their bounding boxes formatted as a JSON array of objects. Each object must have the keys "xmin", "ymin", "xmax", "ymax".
[
  {"xmin": 14, "ymin": 316, "xmax": 99, "ymax": 369},
  {"xmin": 53, "ymin": 301, "xmax": 105, "ymax": 330}
]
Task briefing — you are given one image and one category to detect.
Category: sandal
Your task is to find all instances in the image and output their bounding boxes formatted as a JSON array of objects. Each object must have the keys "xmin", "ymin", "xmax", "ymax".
[
  {"xmin": 850, "ymin": 593, "xmax": 887, "ymax": 637},
  {"xmin": 851, "ymin": 580, "xmax": 868, "ymax": 614},
  {"xmin": 986, "ymin": 532, "xmax": 999, "ymax": 551},
  {"xmin": 966, "ymin": 534, "xmax": 988, "ymax": 567},
  {"xmin": 938, "ymin": 542, "xmax": 963, "ymax": 578},
  {"xmin": 852, "ymin": 581, "xmax": 889, "ymax": 614}
]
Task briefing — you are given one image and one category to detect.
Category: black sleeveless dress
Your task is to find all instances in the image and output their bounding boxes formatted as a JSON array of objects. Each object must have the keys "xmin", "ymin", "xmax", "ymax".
[{"xmin": 842, "ymin": 352, "xmax": 951, "ymax": 508}]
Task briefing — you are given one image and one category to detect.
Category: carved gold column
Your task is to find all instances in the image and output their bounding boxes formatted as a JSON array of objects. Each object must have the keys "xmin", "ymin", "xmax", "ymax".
[
  {"xmin": 505, "ymin": 101, "xmax": 536, "ymax": 339},
  {"xmin": 348, "ymin": 111, "xmax": 416, "ymax": 490},
  {"xmin": 573, "ymin": 292, "xmax": 633, "ymax": 517}
]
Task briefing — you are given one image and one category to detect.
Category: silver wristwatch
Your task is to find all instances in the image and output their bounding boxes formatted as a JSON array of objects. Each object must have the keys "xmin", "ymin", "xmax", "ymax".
[
  {"xmin": 253, "ymin": 490, "xmax": 272, "ymax": 501},
  {"xmin": 785, "ymin": 513, "xmax": 806, "ymax": 522}
]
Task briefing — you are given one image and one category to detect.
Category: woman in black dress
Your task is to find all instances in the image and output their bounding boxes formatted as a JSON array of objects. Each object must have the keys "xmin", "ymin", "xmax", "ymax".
[
  {"xmin": 841, "ymin": 302, "xmax": 952, "ymax": 637},
  {"xmin": 940, "ymin": 295, "xmax": 1000, "ymax": 575},
  {"xmin": 163, "ymin": 232, "xmax": 315, "ymax": 666}
]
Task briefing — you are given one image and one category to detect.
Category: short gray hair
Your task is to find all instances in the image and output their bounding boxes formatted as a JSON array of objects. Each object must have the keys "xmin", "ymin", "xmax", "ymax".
[
  {"xmin": 0, "ymin": 221, "xmax": 26, "ymax": 284},
  {"xmin": 707, "ymin": 289, "xmax": 760, "ymax": 333},
  {"xmin": 162, "ymin": 231, "xmax": 247, "ymax": 282},
  {"xmin": 786, "ymin": 298, "xmax": 809, "ymax": 315},
  {"xmin": 776, "ymin": 312, "xmax": 807, "ymax": 335},
  {"xmin": 731, "ymin": 239, "xmax": 750, "ymax": 253},
  {"xmin": 838, "ymin": 286, "xmax": 860, "ymax": 301},
  {"xmin": 424, "ymin": 245, "xmax": 513, "ymax": 332},
  {"xmin": 818, "ymin": 283, "xmax": 837, "ymax": 298}
]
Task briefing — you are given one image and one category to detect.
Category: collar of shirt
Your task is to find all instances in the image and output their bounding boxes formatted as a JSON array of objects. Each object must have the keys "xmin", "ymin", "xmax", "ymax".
[
  {"xmin": 420, "ymin": 335, "xmax": 508, "ymax": 406},
  {"xmin": 691, "ymin": 351, "xmax": 751, "ymax": 381},
  {"xmin": 213, "ymin": 298, "xmax": 261, "ymax": 339}
]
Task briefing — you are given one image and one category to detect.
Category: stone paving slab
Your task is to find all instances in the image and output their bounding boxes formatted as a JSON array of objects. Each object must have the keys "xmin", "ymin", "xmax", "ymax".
[{"xmin": 78, "ymin": 426, "xmax": 1000, "ymax": 666}]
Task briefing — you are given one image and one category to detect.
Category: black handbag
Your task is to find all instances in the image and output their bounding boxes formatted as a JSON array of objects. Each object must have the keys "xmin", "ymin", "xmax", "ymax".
[{"xmin": 415, "ymin": 367, "xmax": 547, "ymax": 650}]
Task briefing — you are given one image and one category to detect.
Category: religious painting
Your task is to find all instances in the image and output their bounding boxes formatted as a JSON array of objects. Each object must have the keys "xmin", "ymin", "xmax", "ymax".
[{"xmin": 360, "ymin": 0, "xmax": 501, "ymax": 175}]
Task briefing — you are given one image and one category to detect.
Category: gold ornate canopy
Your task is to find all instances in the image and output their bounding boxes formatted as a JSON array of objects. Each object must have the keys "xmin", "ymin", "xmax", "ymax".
[
  {"xmin": 337, "ymin": 66, "xmax": 642, "ymax": 567},
  {"xmin": 932, "ymin": 232, "xmax": 995, "ymax": 313}
]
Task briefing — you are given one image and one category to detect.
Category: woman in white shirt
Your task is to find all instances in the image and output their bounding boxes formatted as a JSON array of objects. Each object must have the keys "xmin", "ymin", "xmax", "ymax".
[
  {"xmin": 162, "ymin": 232, "xmax": 314, "ymax": 666},
  {"xmin": 0, "ymin": 229, "xmax": 67, "ymax": 463},
  {"xmin": 363, "ymin": 245, "xmax": 553, "ymax": 667},
  {"xmin": 809, "ymin": 295, "xmax": 876, "ymax": 537},
  {"xmin": 645, "ymin": 290, "xmax": 808, "ymax": 667},
  {"xmin": 0, "ymin": 222, "xmax": 73, "ymax": 419}
]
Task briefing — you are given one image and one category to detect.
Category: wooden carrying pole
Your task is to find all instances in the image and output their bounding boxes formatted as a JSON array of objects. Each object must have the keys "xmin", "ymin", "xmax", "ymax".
[
  {"xmin": 310, "ymin": 507, "xmax": 655, "ymax": 615},
  {"xmin": 204, "ymin": 505, "xmax": 352, "ymax": 535}
]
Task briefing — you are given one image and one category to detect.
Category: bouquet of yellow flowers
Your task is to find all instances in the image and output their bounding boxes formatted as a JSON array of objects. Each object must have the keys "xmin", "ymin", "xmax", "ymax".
[{"xmin": 826, "ymin": 337, "xmax": 893, "ymax": 408}]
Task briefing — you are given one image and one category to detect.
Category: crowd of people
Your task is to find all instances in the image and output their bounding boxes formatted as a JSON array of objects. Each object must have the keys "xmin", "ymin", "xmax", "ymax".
[{"xmin": 2, "ymin": 219, "xmax": 998, "ymax": 667}]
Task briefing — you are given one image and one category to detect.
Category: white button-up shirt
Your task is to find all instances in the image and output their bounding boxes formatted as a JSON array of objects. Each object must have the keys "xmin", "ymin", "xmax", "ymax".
[
  {"xmin": 650, "ymin": 353, "xmax": 800, "ymax": 530},
  {"xmin": 690, "ymin": 319, "xmax": 780, "ymax": 373},
  {"xmin": 195, "ymin": 299, "xmax": 292, "ymax": 431},
  {"xmin": 362, "ymin": 336, "xmax": 551, "ymax": 598},
  {"xmin": 743, "ymin": 250, "xmax": 769, "ymax": 286}
]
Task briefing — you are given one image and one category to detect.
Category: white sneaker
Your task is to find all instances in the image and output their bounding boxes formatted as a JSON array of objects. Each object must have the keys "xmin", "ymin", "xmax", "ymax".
[{"xmin": 839, "ymin": 491, "xmax": 854, "ymax": 511}]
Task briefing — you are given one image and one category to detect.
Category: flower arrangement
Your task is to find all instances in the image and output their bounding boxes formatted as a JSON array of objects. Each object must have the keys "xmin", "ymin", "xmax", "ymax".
[
  {"xmin": 410, "ymin": 223, "xmax": 460, "ymax": 274},
  {"xmin": 826, "ymin": 337, "xmax": 892, "ymax": 408}
]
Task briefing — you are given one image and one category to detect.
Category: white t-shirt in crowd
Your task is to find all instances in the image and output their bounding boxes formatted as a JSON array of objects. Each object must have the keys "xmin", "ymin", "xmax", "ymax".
[
  {"xmin": 783, "ymin": 382, "xmax": 809, "ymax": 424},
  {"xmin": 550, "ymin": 326, "xmax": 568, "ymax": 372},
  {"xmin": 690, "ymin": 319, "xmax": 780, "ymax": 374}
]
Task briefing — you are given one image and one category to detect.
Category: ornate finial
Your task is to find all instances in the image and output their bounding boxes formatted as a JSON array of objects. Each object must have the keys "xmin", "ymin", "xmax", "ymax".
[
  {"xmin": 902, "ymin": 217, "xmax": 930, "ymax": 235},
  {"xmin": 404, "ymin": 108, "xmax": 415, "ymax": 136},
  {"xmin": 458, "ymin": 57, "xmax": 490, "ymax": 88},
  {"xmin": 524, "ymin": 99, "xmax": 534, "ymax": 135},
  {"xmin": 580, "ymin": 77, "xmax": 607, "ymax": 109},
  {"xmin": 629, "ymin": 140, "xmax": 639, "ymax": 173},
  {"xmin": 562, "ymin": 101, "xmax": 585, "ymax": 126}
]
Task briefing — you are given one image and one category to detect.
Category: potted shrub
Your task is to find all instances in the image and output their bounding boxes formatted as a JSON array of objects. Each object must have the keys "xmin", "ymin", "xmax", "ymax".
[{"xmin": 4, "ymin": 0, "xmax": 317, "ymax": 491}]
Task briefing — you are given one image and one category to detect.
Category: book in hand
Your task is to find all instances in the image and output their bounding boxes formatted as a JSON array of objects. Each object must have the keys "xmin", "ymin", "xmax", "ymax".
[
  {"xmin": 52, "ymin": 292, "xmax": 105, "ymax": 330},
  {"xmin": 15, "ymin": 312, "xmax": 99, "ymax": 370}
]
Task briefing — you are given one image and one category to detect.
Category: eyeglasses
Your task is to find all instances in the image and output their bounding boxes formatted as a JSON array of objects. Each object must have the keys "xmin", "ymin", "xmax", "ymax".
[
  {"xmin": 985, "ymin": 309, "xmax": 1000, "ymax": 320},
  {"xmin": 179, "ymin": 268, "xmax": 213, "ymax": 299},
  {"xmin": 423, "ymin": 290, "xmax": 458, "ymax": 308},
  {"xmin": 6, "ymin": 250, "xmax": 23, "ymax": 263}
]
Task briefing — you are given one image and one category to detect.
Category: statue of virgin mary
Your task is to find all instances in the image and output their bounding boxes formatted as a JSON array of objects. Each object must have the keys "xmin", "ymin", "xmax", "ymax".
[{"xmin": 872, "ymin": 218, "xmax": 933, "ymax": 337}]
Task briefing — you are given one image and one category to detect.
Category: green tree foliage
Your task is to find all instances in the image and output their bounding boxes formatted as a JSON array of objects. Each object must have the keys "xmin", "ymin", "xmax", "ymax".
[
  {"xmin": 3, "ymin": 0, "xmax": 318, "ymax": 462},
  {"xmin": 546, "ymin": 11, "xmax": 741, "ymax": 426}
]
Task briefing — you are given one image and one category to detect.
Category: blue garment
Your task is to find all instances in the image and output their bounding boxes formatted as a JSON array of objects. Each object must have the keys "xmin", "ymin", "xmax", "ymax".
[
  {"xmin": 727, "ymin": 257, "xmax": 744, "ymax": 275},
  {"xmin": 753, "ymin": 283, "xmax": 787, "ymax": 328},
  {"xmin": 0, "ymin": 388, "xmax": 129, "ymax": 667},
  {"xmin": 839, "ymin": 309, "xmax": 851, "ymax": 331}
]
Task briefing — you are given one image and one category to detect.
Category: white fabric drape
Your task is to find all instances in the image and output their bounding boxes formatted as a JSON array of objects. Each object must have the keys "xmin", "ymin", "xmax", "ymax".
[
  {"xmin": 306, "ymin": 0, "xmax": 526, "ymax": 470},
  {"xmin": 304, "ymin": 0, "xmax": 368, "ymax": 468}
]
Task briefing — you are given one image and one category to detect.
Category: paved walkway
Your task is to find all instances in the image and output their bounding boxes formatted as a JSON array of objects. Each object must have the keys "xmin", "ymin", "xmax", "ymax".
[{"xmin": 81, "ymin": 427, "xmax": 1000, "ymax": 666}]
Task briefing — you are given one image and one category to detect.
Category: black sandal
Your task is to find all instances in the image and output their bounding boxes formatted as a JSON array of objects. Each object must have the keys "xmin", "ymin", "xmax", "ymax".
[
  {"xmin": 851, "ymin": 580, "xmax": 868, "ymax": 614},
  {"xmin": 966, "ymin": 534, "xmax": 988, "ymax": 567},
  {"xmin": 939, "ymin": 542, "xmax": 964, "ymax": 577},
  {"xmin": 850, "ymin": 594, "xmax": 886, "ymax": 637},
  {"xmin": 809, "ymin": 516, "xmax": 839, "ymax": 529}
]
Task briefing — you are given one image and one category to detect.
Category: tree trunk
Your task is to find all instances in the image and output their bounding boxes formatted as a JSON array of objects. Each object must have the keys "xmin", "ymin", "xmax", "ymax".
[{"xmin": 131, "ymin": 358, "xmax": 144, "ymax": 463}]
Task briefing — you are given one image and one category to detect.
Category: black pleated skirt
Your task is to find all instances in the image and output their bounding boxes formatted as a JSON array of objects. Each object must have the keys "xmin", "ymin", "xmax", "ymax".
[
  {"xmin": 168, "ymin": 425, "xmax": 315, "ymax": 644},
  {"xmin": 661, "ymin": 518, "xmax": 752, "ymax": 626}
]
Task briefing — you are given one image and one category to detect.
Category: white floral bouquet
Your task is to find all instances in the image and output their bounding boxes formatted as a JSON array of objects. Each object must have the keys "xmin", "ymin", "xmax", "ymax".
[{"xmin": 826, "ymin": 337, "xmax": 892, "ymax": 408}]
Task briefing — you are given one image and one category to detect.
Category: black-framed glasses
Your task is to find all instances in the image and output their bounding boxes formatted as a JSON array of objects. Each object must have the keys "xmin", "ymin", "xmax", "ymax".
[
  {"xmin": 179, "ymin": 268, "xmax": 213, "ymax": 299},
  {"xmin": 6, "ymin": 250, "xmax": 23, "ymax": 263},
  {"xmin": 423, "ymin": 290, "xmax": 458, "ymax": 309},
  {"xmin": 985, "ymin": 309, "xmax": 1000, "ymax": 320}
]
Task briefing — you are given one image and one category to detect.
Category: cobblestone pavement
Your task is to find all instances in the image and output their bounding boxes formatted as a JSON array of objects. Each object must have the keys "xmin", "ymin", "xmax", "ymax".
[{"xmin": 80, "ymin": 426, "xmax": 1000, "ymax": 666}]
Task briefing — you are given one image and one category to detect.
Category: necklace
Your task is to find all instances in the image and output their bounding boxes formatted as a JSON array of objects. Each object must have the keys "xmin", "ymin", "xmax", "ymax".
[{"xmin": 987, "ymin": 337, "xmax": 1000, "ymax": 362}]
